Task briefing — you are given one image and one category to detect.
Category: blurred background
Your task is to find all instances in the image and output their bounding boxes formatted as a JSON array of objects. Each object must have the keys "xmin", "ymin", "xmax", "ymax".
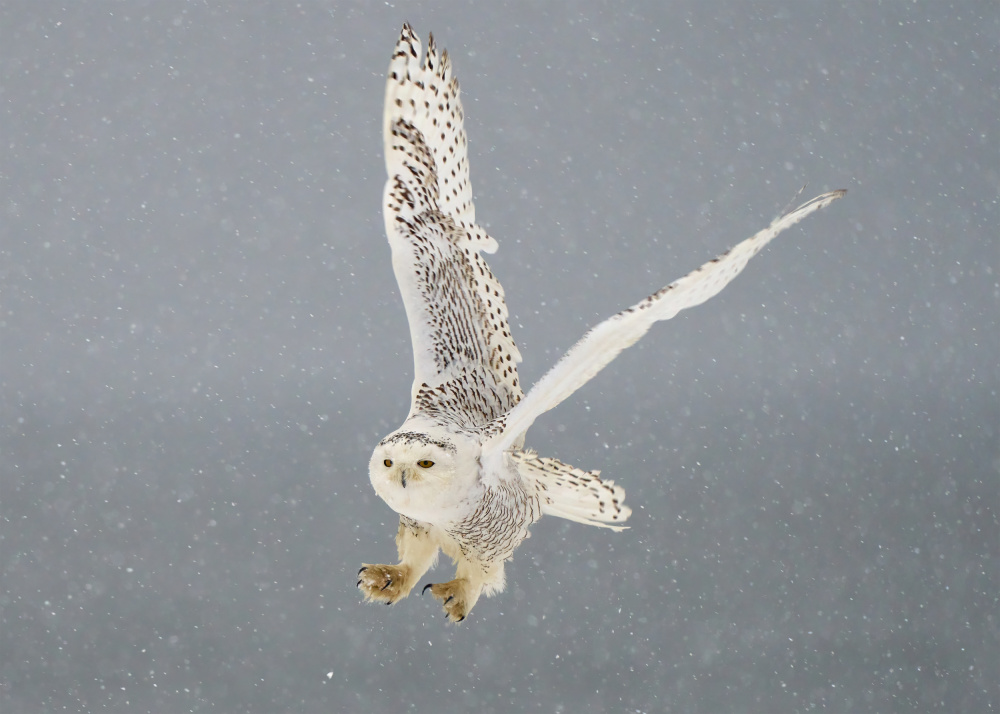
[{"xmin": 2, "ymin": 1, "xmax": 996, "ymax": 711}]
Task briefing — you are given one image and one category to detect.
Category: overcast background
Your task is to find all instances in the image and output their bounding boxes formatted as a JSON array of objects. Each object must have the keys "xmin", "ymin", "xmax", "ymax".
[{"xmin": 2, "ymin": 2, "xmax": 997, "ymax": 712}]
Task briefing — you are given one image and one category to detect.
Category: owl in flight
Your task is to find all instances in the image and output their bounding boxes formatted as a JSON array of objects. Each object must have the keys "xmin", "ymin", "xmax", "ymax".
[{"xmin": 358, "ymin": 23, "xmax": 844, "ymax": 622}]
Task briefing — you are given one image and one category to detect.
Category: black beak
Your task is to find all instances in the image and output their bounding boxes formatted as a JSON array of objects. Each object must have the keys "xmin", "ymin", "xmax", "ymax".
[{"xmin": 400, "ymin": 469, "xmax": 407, "ymax": 488}]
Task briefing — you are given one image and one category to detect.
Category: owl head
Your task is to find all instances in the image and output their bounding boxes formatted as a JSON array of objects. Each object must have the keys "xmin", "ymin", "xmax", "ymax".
[{"xmin": 369, "ymin": 429, "xmax": 467, "ymax": 521}]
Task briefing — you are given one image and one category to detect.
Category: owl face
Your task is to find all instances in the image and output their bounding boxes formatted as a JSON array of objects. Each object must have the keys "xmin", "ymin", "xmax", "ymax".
[{"xmin": 369, "ymin": 431, "xmax": 467, "ymax": 521}]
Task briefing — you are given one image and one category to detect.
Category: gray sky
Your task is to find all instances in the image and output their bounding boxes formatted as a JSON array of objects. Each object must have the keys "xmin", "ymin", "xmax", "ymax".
[{"xmin": 2, "ymin": 2, "xmax": 997, "ymax": 712}]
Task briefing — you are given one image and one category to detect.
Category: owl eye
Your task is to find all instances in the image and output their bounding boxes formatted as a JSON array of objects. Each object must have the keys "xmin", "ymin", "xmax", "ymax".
[
  {"xmin": 383, "ymin": 459, "xmax": 393, "ymax": 467},
  {"xmin": 417, "ymin": 459, "xmax": 435, "ymax": 468}
]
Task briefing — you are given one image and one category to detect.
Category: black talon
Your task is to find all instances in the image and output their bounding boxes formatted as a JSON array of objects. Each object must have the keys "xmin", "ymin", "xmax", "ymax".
[
  {"xmin": 358, "ymin": 567, "xmax": 366, "ymax": 576},
  {"xmin": 421, "ymin": 583, "xmax": 433, "ymax": 595},
  {"xmin": 380, "ymin": 580, "xmax": 392, "ymax": 591},
  {"xmin": 444, "ymin": 595, "xmax": 454, "ymax": 605},
  {"xmin": 457, "ymin": 616, "xmax": 465, "ymax": 623},
  {"xmin": 356, "ymin": 580, "xmax": 363, "ymax": 588}
]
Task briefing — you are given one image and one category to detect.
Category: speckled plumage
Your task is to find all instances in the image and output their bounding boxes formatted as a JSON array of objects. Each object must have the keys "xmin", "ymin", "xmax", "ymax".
[{"xmin": 358, "ymin": 24, "xmax": 845, "ymax": 622}]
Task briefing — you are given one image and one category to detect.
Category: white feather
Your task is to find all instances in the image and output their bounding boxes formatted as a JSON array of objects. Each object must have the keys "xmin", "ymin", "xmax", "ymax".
[
  {"xmin": 484, "ymin": 189, "xmax": 846, "ymax": 455},
  {"xmin": 512, "ymin": 451, "xmax": 631, "ymax": 531}
]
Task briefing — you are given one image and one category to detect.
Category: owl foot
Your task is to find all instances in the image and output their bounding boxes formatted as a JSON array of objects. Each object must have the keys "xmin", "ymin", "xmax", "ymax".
[
  {"xmin": 357, "ymin": 563, "xmax": 412, "ymax": 605},
  {"xmin": 422, "ymin": 578, "xmax": 472, "ymax": 623}
]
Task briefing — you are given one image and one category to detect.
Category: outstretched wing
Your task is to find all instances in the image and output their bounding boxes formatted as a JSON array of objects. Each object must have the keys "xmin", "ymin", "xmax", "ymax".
[
  {"xmin": 483, "ymin": 189, "xmax": 846, "ymax": 454},
  {"xmin": 383, "ymin": 24, "xmax": 522, "ymax": 430}
]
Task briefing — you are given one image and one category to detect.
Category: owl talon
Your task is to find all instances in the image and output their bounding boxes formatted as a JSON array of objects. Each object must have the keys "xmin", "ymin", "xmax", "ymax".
[
  {"xmin": 421, "ymin": 583, "xmax": 433, "ymax": 595},
  {"xmin": 423, "ymin": 579, "xmax": 473, "ymax": 622},
  {"xmin": 357, "ymin": 563, "xmax": 413, "ymax": 604}
]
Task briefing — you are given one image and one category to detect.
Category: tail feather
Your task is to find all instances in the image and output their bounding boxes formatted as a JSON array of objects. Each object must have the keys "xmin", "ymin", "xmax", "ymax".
[{"xmin": 512, "ymin": 450, "xmax": 631, "ymax": 531}]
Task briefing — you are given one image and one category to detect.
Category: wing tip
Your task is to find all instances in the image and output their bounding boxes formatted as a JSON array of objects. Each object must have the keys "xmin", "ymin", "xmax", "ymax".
[{"xmin": 787, "ymin": 187, "xmax": 847, "ymax": 217}]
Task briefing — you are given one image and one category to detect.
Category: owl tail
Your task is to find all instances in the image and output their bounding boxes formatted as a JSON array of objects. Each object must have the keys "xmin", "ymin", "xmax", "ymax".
[{"xmin": 512, "ymin": 450, "xmax": 631, "ymax": 531}]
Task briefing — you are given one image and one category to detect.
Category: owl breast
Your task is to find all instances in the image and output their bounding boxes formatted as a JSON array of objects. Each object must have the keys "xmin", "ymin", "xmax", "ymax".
[{"xmin": 446, "ymin": 470, "xmax": 542, "ymax": 563}]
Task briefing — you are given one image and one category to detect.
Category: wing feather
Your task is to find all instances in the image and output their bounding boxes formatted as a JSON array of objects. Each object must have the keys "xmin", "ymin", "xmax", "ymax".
[
  {"xmin": 483, "ymin": 189, "xmax": 846, "ymax": 454},
  {"xmin": 383, "ymin": 24, "xmax": 522, "ymax": 429},
  {"xmin": 513, "ymin": 450, "xmax": 631, "ymax": 530}
]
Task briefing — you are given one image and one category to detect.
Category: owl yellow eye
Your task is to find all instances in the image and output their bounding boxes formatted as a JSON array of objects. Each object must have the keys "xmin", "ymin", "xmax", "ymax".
[
  {"xmin": 417, "ymin": 459, "xmax": 434, "ymax": 468},
  {"xmin": 383, "ymin": 459, "xmax": 393, "ymax": 467}
]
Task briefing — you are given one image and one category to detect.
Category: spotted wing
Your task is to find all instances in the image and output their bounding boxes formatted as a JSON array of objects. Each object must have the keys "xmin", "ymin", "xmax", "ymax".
[
  {"xmin": 383, "ymin": 24, "xmax": 522, "ymax": 430},
  {"xmin": 483, "ymin": 190, "xmax": 847, "ymax": 454}
]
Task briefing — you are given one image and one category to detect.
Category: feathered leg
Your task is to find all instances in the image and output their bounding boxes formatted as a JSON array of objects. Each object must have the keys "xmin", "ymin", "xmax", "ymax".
[{"xmin": 358, "ymin": 517, "xmax": 439, "ymax": 605}]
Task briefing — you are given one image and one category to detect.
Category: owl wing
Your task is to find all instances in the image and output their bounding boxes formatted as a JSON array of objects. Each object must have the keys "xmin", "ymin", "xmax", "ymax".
[
  {"xmin": 483, "ymin": 189, "xmax": 846, "ymax": 455},
  {"xmin": 383, "ymin": 24, "xmax": 522, "ymax": 429}
]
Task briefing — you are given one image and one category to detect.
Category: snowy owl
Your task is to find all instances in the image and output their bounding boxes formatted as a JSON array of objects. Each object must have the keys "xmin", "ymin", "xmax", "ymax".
[{"xmin": 357, "ymin": 23, "xmax": 844, "ymax": 622}]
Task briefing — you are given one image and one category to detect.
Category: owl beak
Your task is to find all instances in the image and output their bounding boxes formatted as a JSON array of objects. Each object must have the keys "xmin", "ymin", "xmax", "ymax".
[{"xmin": 399, "ymin": 468, "xmax": 409, "ymax": 488}]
